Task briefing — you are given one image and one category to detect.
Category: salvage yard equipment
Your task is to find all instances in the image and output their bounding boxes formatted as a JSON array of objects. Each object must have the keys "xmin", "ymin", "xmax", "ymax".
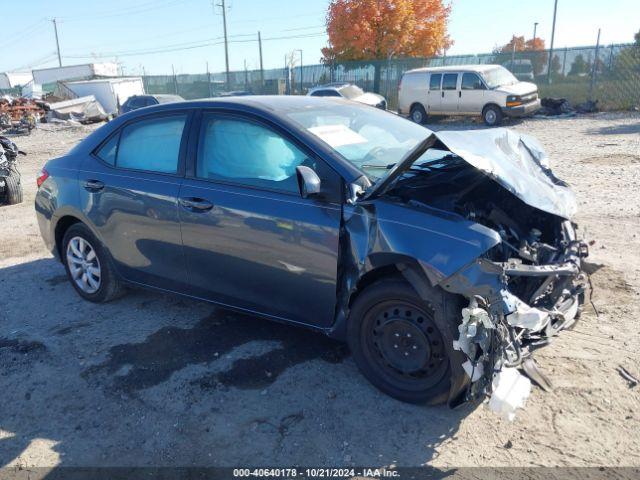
[{"xmin": 0, "ymin": 135, "xmax": 24, "ymax": 205}]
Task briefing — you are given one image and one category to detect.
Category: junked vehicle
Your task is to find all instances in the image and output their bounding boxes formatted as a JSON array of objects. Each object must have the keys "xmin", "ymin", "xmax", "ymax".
[
  {"xmin": 119, "ymin": 94, "xmax": 185, "ymax": 114},
  {"xmin": 0, "ymin": 135, "xmax": 24, "ymax": 205},
  {"xmin": 308, "ymin": 83, "xmax": 387, "ymax": 110},
  {"xmin": 398, "ymin": 64, "xmax": 541, "ymax": 126},
  {"xmin": 35, "ymin": 97, "xmax": 587, "ymax": 415}
]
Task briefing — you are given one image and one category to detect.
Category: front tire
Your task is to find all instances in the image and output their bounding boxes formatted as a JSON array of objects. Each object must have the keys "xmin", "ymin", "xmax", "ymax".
[
  {"xmin": 410, "ymin": 104, "xmax": 427, "ymax": 125},
  {"xmin": 347, "ymin": 278, "xmax": 462, "ymax": 404},
  {"xmin": 4, "ymin": 173, "xmax": 23, "ymax": 205},
  {"xmin": 482, "ymin": 104, "xmax": 503, "ymax": 126},
  {"xmin": 62, "ymin": 223, "xmax": 125, "ymax": 303}
]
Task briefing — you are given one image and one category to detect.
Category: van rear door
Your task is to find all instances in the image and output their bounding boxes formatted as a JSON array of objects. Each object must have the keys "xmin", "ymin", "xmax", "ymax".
[{"xmin": 440, "ymin": 73, "xmax": 459, "ymax": 113}]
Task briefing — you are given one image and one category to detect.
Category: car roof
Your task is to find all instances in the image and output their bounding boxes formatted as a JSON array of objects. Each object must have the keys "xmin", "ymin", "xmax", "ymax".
[{"xmin": 404, "ymin": 64, "xmax": 500, "ymax": 75}]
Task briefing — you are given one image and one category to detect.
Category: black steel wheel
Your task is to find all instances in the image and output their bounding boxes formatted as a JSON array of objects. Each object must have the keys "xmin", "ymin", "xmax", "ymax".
[{"xmin": 348, "ymin": 277, "xmax": 464, "ymax": 404}]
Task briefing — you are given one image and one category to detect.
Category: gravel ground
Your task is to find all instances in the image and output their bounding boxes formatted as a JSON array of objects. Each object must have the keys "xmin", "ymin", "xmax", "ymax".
[{"xmin": 0, "ymin": 113, "xmax": 639, "ymax": 469}]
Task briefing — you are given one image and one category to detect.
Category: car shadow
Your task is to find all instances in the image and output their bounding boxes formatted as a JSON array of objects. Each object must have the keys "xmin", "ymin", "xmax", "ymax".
[{"xmin": 0, "ymin": 257, "xmax": 472, "ymax": 471}]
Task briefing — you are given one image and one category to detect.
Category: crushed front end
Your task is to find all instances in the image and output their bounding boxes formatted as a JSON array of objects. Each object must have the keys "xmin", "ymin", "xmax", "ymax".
[{"xmin": 444, "ymin": 216, "xmax": 588, "ymax": 417}]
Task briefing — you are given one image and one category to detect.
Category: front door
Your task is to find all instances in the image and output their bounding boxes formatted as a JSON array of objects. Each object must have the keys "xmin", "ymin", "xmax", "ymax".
[
  {"xmin": 179, "ymin": 113, "xmax": 343, "ymax": 327},
  {"xmin": 440, "ymin": 73, "xmax": 460, "ymax": 113},
  {"xmin": 79, "ymin": 112, "xmax": 191, "ymax": 292},
  {"xmin": 459, "ymin": 72, "xmax": 486, "ymax": 114}
]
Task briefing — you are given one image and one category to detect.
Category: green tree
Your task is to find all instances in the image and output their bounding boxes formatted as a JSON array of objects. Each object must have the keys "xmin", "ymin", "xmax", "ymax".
[{"xmin": 569, "ymin": 54, "xmax": 588, "ymax": 76}]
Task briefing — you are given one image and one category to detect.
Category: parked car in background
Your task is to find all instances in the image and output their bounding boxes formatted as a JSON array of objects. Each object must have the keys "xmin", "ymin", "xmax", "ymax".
[
  {"xmin": 308, "ymin": 83, "xmax": 387, "ymax": 109},
  {"xmin": 119, "ymin": 94, "xmax": 184, "ymax": 114},
  {"xmin": 398, "ymin": 65, "xmax": 540, "ymax": 126},
  {"xmin": 35, "ymin": 96, "xmax": 587, "ymax": 416},
  {"xmin": 503, "ymin": 59, "xmax": 535, "ymax": 81}
]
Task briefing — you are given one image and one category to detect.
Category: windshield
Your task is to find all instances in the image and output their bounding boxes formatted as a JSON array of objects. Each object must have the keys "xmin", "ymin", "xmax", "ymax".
[
  {"xmin": 286, "ymin": 102, "xmax": 432, "ymax": 181},
  {"xmin": 482, "ymin": 66, "xmax": 518, "ymax": 88},
  {"xmin": 338, "ymin": 85, "xmax": 365, "ymax": 99}
]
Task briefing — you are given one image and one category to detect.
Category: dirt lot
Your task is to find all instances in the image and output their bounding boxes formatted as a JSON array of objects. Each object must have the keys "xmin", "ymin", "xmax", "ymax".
[{"xmin": 1, "ymin": 113, "xmax": 639, "ymax": 469}]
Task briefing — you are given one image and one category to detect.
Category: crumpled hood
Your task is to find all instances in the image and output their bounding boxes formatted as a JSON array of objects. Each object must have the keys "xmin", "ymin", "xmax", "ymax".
[
  {"xmin": 434, "ymin": 129, "xmax": 577, "ymax": 219},
  {"xmin": 364, "ymin": 128, "xmax": 577, "ymax": 220}
]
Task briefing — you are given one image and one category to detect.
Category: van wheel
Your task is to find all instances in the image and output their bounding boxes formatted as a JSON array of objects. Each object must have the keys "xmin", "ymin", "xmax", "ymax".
[
  {"xmin": 482, "ymin": 105, "xmax": 503, "ymax": 126},
  {"xmin": 347, "ymin": 278, "xmax": 462, "ymax": 404},
  {"xmin": 410, "ymin": 104, "xmax": 427, "ymax": 124}
]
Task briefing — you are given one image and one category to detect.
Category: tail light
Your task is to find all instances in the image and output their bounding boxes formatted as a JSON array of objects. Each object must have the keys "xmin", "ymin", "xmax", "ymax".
[{"xmin": 36, "ymin": 168, "xmax": 49, "ymax": 188}]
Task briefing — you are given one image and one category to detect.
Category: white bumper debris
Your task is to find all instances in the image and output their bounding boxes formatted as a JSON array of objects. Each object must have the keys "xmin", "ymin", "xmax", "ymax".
[{"xmin": 488, "ymin": 367, "xmax": 532, "ymax": 421}]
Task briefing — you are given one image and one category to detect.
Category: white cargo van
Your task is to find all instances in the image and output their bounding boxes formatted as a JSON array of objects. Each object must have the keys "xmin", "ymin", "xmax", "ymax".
[{"xmin": 398, "ymin": 65, "xmax": 540, "ymax": 126}]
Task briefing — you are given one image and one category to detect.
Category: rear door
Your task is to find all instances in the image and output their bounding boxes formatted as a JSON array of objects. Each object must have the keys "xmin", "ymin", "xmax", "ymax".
[
  {"xmin": 426, "ymin": 73, "xmax": 442, "ymax": 112},
  {"xmin": 178, "ymin": 111, "xmax": 343, "ymax": 327},
  {"xmin": 79, "ymin": 111, "xmax": 192, "ymax": 292},
  {"xmin": 459, "ymin": 72, "xmax": 486, "ymax": 114},
  {"xmin": 440, "ymin": 73, "xmax": 460, "ymax": 113}
]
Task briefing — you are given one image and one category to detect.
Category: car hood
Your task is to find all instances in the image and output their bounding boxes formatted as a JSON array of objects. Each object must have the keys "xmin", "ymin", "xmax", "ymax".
[
  {"xmin": 361, "ymin": 128, "xmax": 577, "ymax": 220},
  {"xmin": 352, "ymin": 92, "xmax": 385, "ymax": 106},
  {"xmin": 495, "ymin": 81, "xmax": 537, "ymax": 96}
]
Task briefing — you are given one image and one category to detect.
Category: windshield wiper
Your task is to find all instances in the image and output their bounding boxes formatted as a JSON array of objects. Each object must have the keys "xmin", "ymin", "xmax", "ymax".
[{"xmin": 361, "ymin": 163, "xmax": 396, "ymax": 170}]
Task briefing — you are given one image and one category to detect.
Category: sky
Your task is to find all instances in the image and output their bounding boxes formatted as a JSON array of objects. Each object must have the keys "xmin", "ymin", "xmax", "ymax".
[{"xmin": 1, "ymin": 0, "xmax": 638, "ymax": 75}]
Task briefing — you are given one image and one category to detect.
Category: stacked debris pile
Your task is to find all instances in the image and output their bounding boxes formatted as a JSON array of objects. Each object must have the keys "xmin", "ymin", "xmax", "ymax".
[
  {"xmin": 0, "ymin": 97, "xmax": 45, "ymax": 134},
  {"xmin": 45, "ymin": 96, "xmax": 108, "ymax": 124}
]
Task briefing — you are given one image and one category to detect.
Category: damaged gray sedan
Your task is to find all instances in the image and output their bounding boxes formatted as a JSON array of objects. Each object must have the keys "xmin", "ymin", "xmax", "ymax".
[{"xmin": 35, "ymin": 96, "xmax": 588, "ymax": 414}]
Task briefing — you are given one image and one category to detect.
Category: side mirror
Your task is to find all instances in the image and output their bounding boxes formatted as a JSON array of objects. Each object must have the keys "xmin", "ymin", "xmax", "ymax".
[{"xmin": 296, "ymin": 165, "xmax": 321, "ymax": 199}]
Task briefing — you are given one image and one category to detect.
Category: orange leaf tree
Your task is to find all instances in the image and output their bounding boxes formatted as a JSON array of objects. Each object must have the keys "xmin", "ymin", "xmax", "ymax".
[{"xmin": 322, "ymin": 0, "xmax": 452, "ymax": 92}]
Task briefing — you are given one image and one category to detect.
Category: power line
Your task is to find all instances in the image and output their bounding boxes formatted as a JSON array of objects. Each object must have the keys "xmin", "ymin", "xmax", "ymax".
[
  {"xmin": 63, "ymin": 30, "xmax": 326, "ymax": 59},
  {"xmin": 59, "ymin": 0, "xmax": 194, "ymax": 21}
]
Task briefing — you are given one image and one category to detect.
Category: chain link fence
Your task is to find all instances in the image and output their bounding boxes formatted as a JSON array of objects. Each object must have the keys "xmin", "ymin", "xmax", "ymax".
[{"xmin": 143, "ymin": 43, "xmax": 640, "ymax": 111}]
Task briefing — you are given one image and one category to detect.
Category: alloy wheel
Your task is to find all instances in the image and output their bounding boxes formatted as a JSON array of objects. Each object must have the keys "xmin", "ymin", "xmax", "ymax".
[{"xmin": 66, "ymin": 236, "xmax": 101, "ymax": 294}]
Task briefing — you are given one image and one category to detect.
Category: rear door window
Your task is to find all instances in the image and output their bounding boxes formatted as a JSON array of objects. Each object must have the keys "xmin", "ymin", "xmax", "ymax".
[
  {"xmin": 429, "ymin": 73, "xmax": 442, "ymax": 90},
  {"xmin": 442, "ymin": 73, "xmax": 458, "ymax": 90},
  {"xmin": 96, "ymin": 115, "xmax": 187, "ymax": 174}
]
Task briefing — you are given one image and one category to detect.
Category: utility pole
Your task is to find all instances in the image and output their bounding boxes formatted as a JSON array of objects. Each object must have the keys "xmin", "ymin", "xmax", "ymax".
[
  {"xmin": 217, "ymin": 0, "xmax": 231, "ymax": 90},
  {"xmin": 258, "ymin": 31, "xmax": 264, "ymax": 92},
  {"xmin": 533, "ymin": 22, "xmax": 539, "ymax": 40},
  {"xmin": 206, "ymin": 61, "xmax": 213, "ymax": 97},
  {"xmin": 172, "ymin": 64, "xmax": 178, "ymax": 95},
  {"xmin": 546, "ymin": 0, "xmax": 558, "ymax": 84},
  {"xmin": 52, "ymin": 18, "xmax": 62, "ymax": 67},
  {"xmin": 589, "ymin": 28, "xmax": 601, "ymax": 101},
  {"xmin": 295, "ymin": 49, "xmax": 303, "ymax": 93}
]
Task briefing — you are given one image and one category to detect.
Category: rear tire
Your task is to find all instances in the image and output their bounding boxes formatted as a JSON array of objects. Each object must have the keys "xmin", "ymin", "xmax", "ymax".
[
  {"xmin": 62, "ymin": 223, "xmax": 125, "ymax": 303},
  {"xmin": 347, "ymin": 278, "xmax": 462, "ymax": 404},
  {"xmin": 4, "ymin": 173, "xmax": 22, "ymax": 205},
  {"xmin": 482, "ymin": 104, "xmax": 503, "ymax": 126},
  {"xmin": 410, "ymin": 104, "xmax": 427, "ymax": 125}
]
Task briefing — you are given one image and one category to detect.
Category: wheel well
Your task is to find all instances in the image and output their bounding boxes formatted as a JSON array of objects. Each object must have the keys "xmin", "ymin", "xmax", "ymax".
[
  {"xmin": 348, "ymin": 264, "xmax": 403, "ymax": 307},
  {"xmin": 54, "ymin": 216, "xmax": 81, "ymax": 259},
  {"xmin": 482, "ymin": 103, "xmax": 501, "ymax": 114},
  {"xmin": 410, "ymin": 102, "xmax": 425, "ymax": 113}
]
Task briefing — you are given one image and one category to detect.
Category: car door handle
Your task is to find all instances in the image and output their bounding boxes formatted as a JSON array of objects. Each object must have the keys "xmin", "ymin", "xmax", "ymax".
[
  {"xmin": 83, "ymin": 179, "xmax": 104, "ymax": 192},
  {"xmin": 179, "ymin": 197, "xmax": 213, "ymax": 212},
  {"xmin": 441, "ymin": 91, "xmax": 444, "ymax": 98},
  {"xmin": 458, "ymin": 91, "xmax": 462, "ymax": 97}
]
